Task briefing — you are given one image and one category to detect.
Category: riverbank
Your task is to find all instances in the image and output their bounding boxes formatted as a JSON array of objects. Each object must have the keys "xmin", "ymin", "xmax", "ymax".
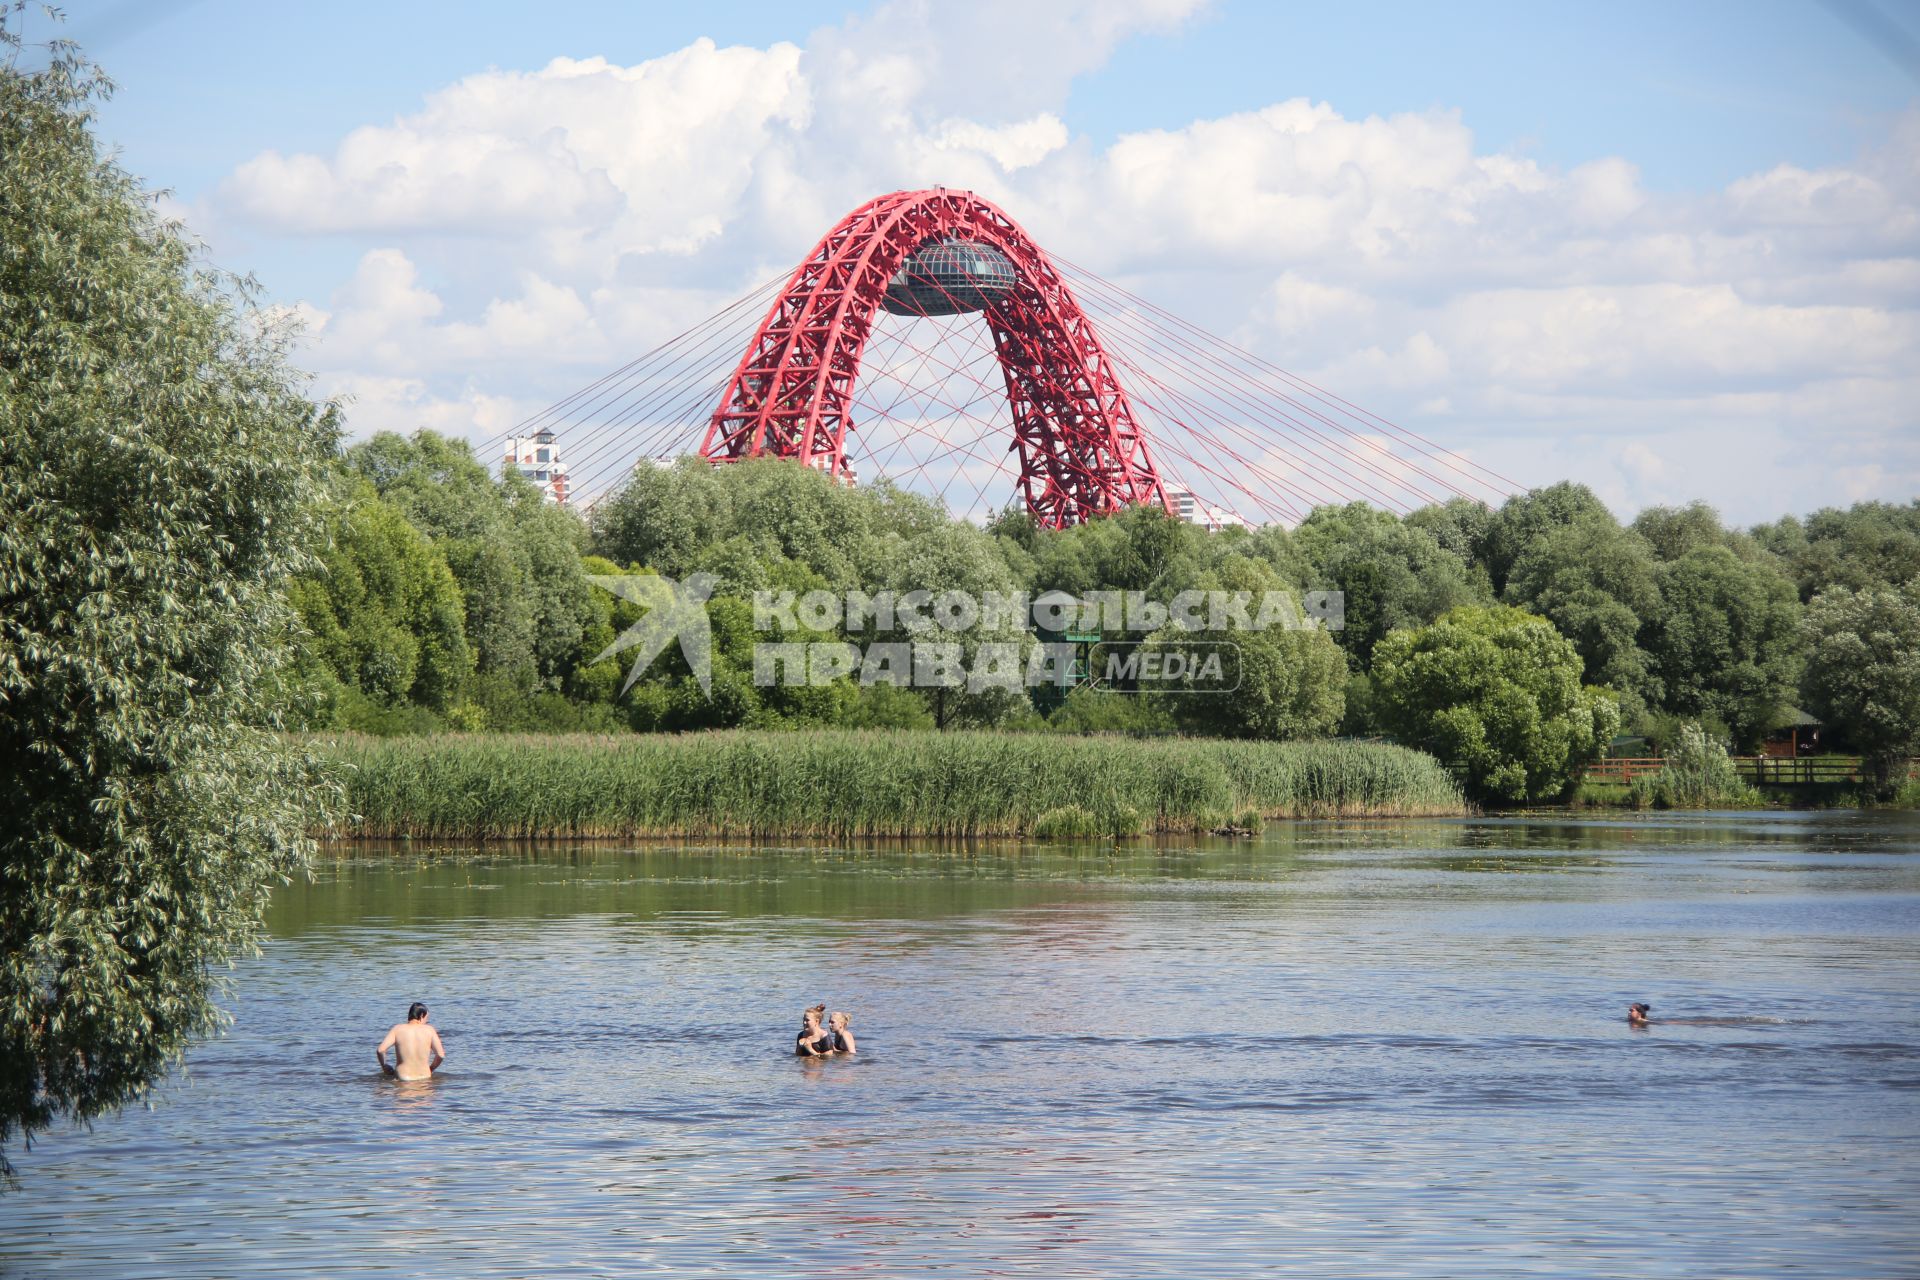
[
  {"xmin": 315, "ymin": 730, "xmax": 1466, "ymax": 839},
  {"xmin": 1572, "ymin": 777, "xmax": 1920, "ymax": 810}
]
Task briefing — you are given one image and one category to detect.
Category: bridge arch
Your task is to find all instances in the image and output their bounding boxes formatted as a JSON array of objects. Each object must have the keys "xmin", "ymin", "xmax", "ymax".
[{"xmin": 699, "ymin": 189, "xmax": 1169, "ymax": 529}]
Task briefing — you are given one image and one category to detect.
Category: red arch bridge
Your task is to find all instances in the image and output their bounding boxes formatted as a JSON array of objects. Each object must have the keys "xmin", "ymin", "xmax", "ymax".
[{"xmin": 491, "ymin": 188, "xmax": 1517, "ymax": 527}]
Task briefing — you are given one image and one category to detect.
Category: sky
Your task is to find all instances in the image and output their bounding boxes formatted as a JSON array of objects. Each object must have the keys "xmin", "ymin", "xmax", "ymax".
[{"xmin": 26, "ymin": 0, "xmax": 1920, "ymax": 525}]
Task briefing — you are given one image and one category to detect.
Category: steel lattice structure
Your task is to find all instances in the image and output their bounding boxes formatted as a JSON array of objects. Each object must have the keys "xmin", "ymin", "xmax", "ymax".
[{"xmin": 699, "ymin": 188, "xmax": 1169, "ymax": 528}]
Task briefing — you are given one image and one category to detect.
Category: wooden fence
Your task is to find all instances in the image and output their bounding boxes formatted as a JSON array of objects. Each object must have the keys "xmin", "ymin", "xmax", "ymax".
[
  {"xmin": 1583, "ymin": 757, "xmax": 1666, "ymax": 783},
  {"xmin": 1733, "ymin": 755, "xmax": 1871, "ymax": 785},
  {"xmin": 1586, "ymin": 755, "xmax": 1912, "ymax": 787}
]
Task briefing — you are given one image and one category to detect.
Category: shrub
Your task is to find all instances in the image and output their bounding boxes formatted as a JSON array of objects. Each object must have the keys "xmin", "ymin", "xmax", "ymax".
[
  {"xmin": 1651, "ymin": 722, "xmax": 1757, "ymax": 808},
  {"xmin": 1625, "ymin": 724, "xmax": 1760, "ymax": 809}
]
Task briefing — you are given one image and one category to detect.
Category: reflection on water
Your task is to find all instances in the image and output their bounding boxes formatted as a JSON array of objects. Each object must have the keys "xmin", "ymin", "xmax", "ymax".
[{"xmin": 4, "ymin": 810, "xmax": 1919, "ymax": 1278}]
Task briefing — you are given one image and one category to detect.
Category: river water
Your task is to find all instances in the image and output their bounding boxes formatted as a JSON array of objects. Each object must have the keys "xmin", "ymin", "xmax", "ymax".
[{"xmin": 3, "ymin": 811, "xmax": 1918, "ymax": 1278}]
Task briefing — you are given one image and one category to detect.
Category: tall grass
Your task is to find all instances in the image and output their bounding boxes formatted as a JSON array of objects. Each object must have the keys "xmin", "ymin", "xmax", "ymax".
[{"xmin": 315, "ymin": 730, "xmax": 1465, "ymax": 840}]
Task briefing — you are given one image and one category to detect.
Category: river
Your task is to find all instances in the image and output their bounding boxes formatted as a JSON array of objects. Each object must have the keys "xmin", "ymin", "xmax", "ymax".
[{"xmin": 3, "ymin": 810, "xmax": 1917, "ymax": 1277}]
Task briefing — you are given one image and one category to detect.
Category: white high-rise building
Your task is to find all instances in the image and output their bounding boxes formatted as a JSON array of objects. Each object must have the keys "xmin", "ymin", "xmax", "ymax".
[
  {"xmin": 504, "ymin": 428, "xmax": 570, "ymax": 504},
  {"xmin": 1164, "ymin": 487, "xmax": 1244, "ymax": 532}
]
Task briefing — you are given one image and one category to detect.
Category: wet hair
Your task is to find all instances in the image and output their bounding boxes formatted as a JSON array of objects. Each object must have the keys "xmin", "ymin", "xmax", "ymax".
[
  {"xmin": 1629, "ymin": 1003, "xmax": 1651, "ymax": 1019},
  {"xmin": 408, "ymin": 1002, "xmax": 429, "ymax": 1021}
]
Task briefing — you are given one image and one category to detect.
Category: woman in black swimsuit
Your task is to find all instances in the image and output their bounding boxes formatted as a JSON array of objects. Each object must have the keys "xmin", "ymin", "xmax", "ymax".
[
  {"xmin": 795, "ymin": 1003, "xmax": 833, "ymax": 1056},
  {"xmin": 827, "ymin": 1010, "xmax": 856, "ymax": 1055}
]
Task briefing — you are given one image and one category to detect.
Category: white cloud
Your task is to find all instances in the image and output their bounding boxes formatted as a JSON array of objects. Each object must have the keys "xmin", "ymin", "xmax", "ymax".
[
  {"xmin": 209, "ymin": 0, "xmax": 1920, "ymax": 524},
  {"xmin": 1440, "ymin": 283, "xmax": 1918, "ymax": 390},
  {"xmin": 933, "ymin": 114, "xmax": 1069, "ymax": 173},
  {"xmin": 322, "ymin": 371, "xmax": 535, "ymax": 442},
  {"xmin": 1726, "ymin": 162, "xmax": 1898, "ymax": 229},
  {"xmin": 805, "ymin": 0, "xmax": 1206, "ymax": 123},
  {"xmin": 1262, "ymin": 271, "xmax": 1375, "ymax": 325},
  {"xmin": 221, "ymin": 39, "xmax": 810, "ymax": 248}
]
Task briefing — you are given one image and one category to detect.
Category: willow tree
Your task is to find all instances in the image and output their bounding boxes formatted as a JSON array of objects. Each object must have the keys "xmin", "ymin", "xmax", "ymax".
[
  {"xmin": 0, "ymin": 34, "xmax": 332, "ymax": 1178},
  {"xmin": 1372, "ymin": 605, "xmax": 1619, "ymax": 804}
]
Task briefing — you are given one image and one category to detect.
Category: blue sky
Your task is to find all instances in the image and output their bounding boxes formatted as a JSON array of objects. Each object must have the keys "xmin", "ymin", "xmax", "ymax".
[
  {"xmin": 70, "ymin": 2, "xmax": 1918, "ymax": 193},
  {"xmin": 29, "ymin": 0, "xmax": 1920, "ymax": 523}
]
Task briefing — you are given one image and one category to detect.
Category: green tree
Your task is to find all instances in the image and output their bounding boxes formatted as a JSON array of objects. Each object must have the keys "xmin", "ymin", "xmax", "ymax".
[
  {"xmin": 346, "ymin": 431, "xmax": 536, "ymax": 682},
  {"xmin": 883, "ymin": 521, "xmax": 1031, "ymax": 729},
  {"xmin": 509, "ymin": 487, "xmax": 595, "ymax": 683},
  {"xmin": 1293, "ymin": 501, "xmax": 1484, "ymax": 670},
  {"xmin": 564, "ymin": 554, "xmax": 634, "ymax": 706},
  {"xmin": 1482, "ymin": 482, "xmax": 1615, "ymax": 594},
  {"xmin": 1149, "ymin": 557, "xmax": 1348, "ymax": 739},
  {"xmin": 1629, "ymin": 722, "xmax": 1755, "ymax": 810},
  {"xmin": 1028, "ymin": 502, "xmax": 1206, "ymax": 599},
  {"xmin": 1631, "ymin": 501, "xmax": 1730, "ymax": 561},
  {"xmin": 345, "ymin": 430, "xmax": 594, "ymax": 709},
  {"xmin": 1407, "ymin": 497, "xmax": 1496, "ymax": 574},
  {"xmin": 1802, "ymin": 582, "xmax": 1920, "ymax": 792},
  {"xmin": 1752, "ymin": 501, "xmax": 1920, "ymax": 602},
  {"xmin": 1503, "ymin": 519, "xmax": 1661, "ymax": 717},
  {"xmin": 1372, "ymin": 605, "xmax": 1619, "ymax": 803},
  {"xmin": 713, "ymin": 456, "xmax": 884, "ymax": 588},
  {"xmin": 1044, "ymin": 685, "xmax": 1175, "ymax": 736},
  {"xmin": 839, "ymin": 681, "xmax": 938, "ymax": 730},
  {"xmin": 588, "ymin": 457, "xmax": 736, "ymax": 579},
  {"xmin": 286, "ymin": 480, "xmax": 472, "ymax": 716},
  {"xmin": 1, "ymin": 41, "xmax": 331, "ymax": 1177},
  {"xmin": 1643, "ymin": 544, "xmax": 1802, "ymax": 749}
]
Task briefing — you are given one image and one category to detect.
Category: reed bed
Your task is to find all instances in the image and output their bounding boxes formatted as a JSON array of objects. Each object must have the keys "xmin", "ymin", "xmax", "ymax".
[{"xmin": 316, "ymin": 730, "xmax": 1465, "ymax": 841}]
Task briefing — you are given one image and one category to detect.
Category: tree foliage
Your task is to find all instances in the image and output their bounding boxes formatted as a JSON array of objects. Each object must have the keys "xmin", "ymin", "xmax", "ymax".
[
  {"xmin": 1752, "ymin": 501, "xmax": 1920, "ymax": 603},
  {"xmin": 1482, "ymin": 481, "xmax": 1616, "ymax": 595},
  {"xmin": 1294, "ymin": 500, "xmax": 1486, "ymax": 669},
  {"xmin": 1372, "ymin": 606, "xmax": 1619, "ymax": 803},
  {"xmin": 286, "ymin": 479, "xmax": 471, "ymax": 715},
  {"xmin": 1503, "ymin": 517, "xmax": 1661, "ymax": 717},
  {"xmin": 1802, "ymin": 582, "xmax": 1920, "ymax": 791},
  {"xmin": 310, "ymin": 445, "xmax": 1920, "ymax": 777},
  {"xmin": 1148, "ymin": 556, "xmax": 1348, "ymax": 740},
  {"xmin": 345, "ymin": 430, "xmax": 593, "ymax": 693},
  {"xmin": 1631, "ymin": 502, "xmax": 1731, "ymax": 561},
  {"xmin": 0, "ymin": 42, "xmax": 331, "ymax": 1176},
  {"xmin": 1643, "ymin": 543, "xmax": 1802, "ymax": 749},
  {"xmin": 881, "ymin": 521, "xmax": 1031, "ymax": 729}
]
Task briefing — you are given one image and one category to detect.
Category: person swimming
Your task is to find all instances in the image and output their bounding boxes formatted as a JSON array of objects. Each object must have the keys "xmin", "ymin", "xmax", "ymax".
[
  {"xmin": 795, "ymin": 1004, "xmax": 834, "ymax": 1057},
  {"xmin": 1627, "ymin": 1001, "xmax": 1786, "ymax": 1028},
  {"xmin": 826, "ymin": 1010, "xmax": 856, "ymax": 1056}
]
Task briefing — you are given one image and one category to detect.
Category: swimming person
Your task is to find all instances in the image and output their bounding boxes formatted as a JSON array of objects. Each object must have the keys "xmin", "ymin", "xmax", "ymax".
[
  {"xmin": 827, "ymin": 1010, "xmax": 856, "ymax": 1055},
  {"xmin": 1626, "ymin": 1001, "xmax": 1783, "ymax": 1028},
  {"xmin": 795, "ymin": 1004, "xmax": 833, "ymax": 1057},
  {"xmin": 377, "ymin": 1002, "xmax": 446, "ymax": 1080}
]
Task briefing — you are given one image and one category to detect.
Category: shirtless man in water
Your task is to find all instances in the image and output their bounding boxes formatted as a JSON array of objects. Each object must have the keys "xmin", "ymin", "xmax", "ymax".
[{"xmin": 377, "ymin": 1003, "xmax": 446, "ymax": 1080}]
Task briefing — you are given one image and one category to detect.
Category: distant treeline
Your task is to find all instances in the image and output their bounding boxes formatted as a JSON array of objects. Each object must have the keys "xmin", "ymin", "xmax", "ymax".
[{"xmin": 284, "ymin": 429, "xmax": 1920, "ymax": 799}]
